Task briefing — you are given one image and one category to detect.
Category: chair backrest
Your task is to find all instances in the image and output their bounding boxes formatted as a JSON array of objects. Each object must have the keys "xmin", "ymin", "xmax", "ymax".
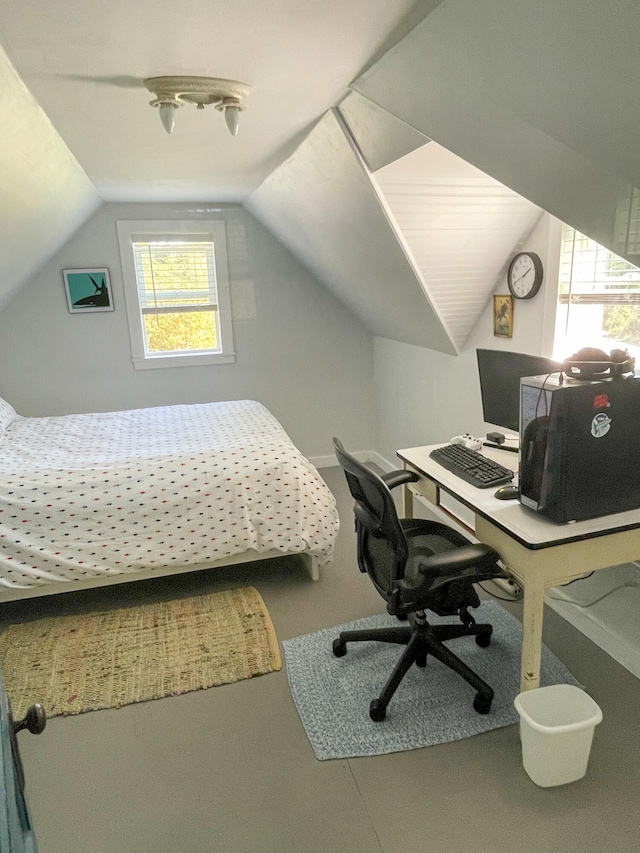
[{"xmin": 333, "ymin": 438, "xmax": 408, "ymax": 598}]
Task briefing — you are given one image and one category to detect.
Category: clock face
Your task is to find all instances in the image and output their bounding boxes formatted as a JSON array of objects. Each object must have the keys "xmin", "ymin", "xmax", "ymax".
[{"xmin": 508, "ymin": 252, "xmax": 543, "ymax": 299}]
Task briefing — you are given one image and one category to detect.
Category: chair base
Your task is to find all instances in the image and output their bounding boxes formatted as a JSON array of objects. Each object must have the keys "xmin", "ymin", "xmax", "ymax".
[{"xmin": 332, "ymin": 611, "xmax": 494, "ymax": 721}]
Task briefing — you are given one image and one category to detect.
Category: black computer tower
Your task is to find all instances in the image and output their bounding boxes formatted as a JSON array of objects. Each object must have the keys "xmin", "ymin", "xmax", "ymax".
[{"xmin": 519, "ymin": 373, "xmax": 640, "ymax": 523}]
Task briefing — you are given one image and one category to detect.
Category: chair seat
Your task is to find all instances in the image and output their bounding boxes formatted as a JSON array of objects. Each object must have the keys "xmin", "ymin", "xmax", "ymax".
[
  {"xmin": 399, "ymin": 518, "xmax": 503, "ymax": 617},
  {"xmin": 401, "ymin": 517, "xmax": 469, "ymax": 586}
]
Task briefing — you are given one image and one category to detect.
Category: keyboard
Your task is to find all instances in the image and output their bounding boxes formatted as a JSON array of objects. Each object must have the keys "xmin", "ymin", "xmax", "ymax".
[{"xmin": 429, "ymin": 444, "xmax": 515, "ymax": 488}]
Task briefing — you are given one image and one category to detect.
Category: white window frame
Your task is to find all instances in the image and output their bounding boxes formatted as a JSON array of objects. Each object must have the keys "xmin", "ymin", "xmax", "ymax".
[
  {"xmin": 116, "ymin": 219, "xmax": 235, "ymax": 369},
  {"xmin": 553, "ymin": 223, "xmax": 640, "ymax": 362}
]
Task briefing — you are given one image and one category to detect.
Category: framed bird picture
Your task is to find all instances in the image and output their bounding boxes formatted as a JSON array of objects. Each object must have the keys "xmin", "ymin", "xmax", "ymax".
[
  {"xmin": 493, "ymin": 294, "xmax": 513, "ymax": 338},
  {"xmin": 63, "ymin": 268, "xmax": 114, "ymax": 313}
]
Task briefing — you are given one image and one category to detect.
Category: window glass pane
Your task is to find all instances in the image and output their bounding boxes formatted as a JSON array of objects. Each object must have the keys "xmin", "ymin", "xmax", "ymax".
[
  {"xmin": 133, "ymin": 241, "xmax": 218, "ymax": 309},
  {"xmin": 555, "ymin": 226, "xmax": 640, "ymax": 361},
  {"xmin": 603, "ymin": 305, "xmax": 640, "ymax": 347},
  {"xmin": 143, "ymin": 310, "xmax": 218, "ymax": 354},
  {"xmin": 132, "ymin": 239, "xmax": 221, "ymax": 356}
]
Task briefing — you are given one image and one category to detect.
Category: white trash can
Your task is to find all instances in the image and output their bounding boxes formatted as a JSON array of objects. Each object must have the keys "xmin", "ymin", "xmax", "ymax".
[{"xmin": 514, "ymin": 684, "xmax": 603, "ymax": 787}]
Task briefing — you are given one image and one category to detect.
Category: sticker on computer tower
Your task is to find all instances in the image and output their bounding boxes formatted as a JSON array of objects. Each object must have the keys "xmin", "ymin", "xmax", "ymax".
[{"xmin": 591, "ymin": 412, "xmax": 611, "ymax": 438}]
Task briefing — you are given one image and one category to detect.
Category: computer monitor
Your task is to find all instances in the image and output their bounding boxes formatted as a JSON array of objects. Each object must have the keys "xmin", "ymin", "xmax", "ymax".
[{"xmin": 476, "ymin": 348, "xmax": 562, "ymax": 433}]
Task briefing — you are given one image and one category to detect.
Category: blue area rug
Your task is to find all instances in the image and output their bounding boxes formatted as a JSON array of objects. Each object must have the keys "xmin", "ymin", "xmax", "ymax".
[{"xmin": 283, "ymin": 601, "xmax": 579, "ymax": 760}]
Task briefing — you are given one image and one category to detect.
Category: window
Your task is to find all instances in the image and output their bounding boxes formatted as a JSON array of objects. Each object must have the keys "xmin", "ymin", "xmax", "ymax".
[
  {"xmin": 554, "ymin": 225, "xmax": 640, "ymax": 362},
  {"xmin": 117, "ymin": 220, "xmax": 235, "ymax": 368}
]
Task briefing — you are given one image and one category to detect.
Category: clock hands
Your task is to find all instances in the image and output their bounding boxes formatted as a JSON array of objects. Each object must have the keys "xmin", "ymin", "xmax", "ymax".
[{"xmin": 512, "ymin": 267, "xmax": 533, "ymax": 285}]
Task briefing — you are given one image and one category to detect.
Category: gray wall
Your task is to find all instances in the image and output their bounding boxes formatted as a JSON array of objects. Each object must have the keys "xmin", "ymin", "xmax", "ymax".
[
  {"xmin": 373, "ymin": 213, "xmax": 561, "ymax": 465},
  {"xmin": 0, "ymin": 202, "xmax": 375, "ymax": 459}
]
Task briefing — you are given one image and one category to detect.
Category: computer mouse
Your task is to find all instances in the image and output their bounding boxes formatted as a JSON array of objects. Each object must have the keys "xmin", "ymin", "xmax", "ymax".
[{"xmin": 494, "ymin": 484, "xmax": 520, "ymax": 500}]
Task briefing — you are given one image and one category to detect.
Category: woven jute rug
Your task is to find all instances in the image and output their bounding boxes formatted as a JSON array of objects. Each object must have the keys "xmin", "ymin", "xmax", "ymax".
[{"xmin": 0, "ymin": 586, "xmax": 281, "ymax": 719}]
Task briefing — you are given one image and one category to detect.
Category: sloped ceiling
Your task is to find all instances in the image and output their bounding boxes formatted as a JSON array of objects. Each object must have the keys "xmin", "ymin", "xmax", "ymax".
[
  {"xmin": 374, "ymin": 143, "xmax": 542, "ymax": 350},
  {"xmin": 246, "ymin": 108, "xmax": 456, "ymax": 354},
  {"xmin": 337, "ymin": 90, "xmax": 430, "ymax": 173},
  {"xmin": 3, "ymin": 0, "xmax": 640, "ymax": 344},
  {"xmin": 0, "ymin": 0, "xmax": 425, "ymax": 312},
  {"xmin": 0, "ymin": 0, "xmax": 423, "ymax": 203},
  {"xmin": 247, "ymin": 93, "xmax": 542, "ymax": 353},
  {"xmin": 352, "ymin": 0, "xmax": 640, "ymax": 267},
  {"xmin": 0, "ymin": 47, "xmax": 101, "ymax": 309}
]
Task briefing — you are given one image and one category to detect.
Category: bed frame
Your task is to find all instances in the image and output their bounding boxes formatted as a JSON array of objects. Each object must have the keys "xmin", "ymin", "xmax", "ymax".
[{"xmin": 0, "ymin": 549, "xmax": 320, "ymax": 604}]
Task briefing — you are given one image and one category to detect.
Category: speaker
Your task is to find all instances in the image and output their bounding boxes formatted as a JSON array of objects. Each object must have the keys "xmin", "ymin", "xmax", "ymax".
[{"xmin": 562, "ymin": 347, "xmax": 635, "ymax": 380}]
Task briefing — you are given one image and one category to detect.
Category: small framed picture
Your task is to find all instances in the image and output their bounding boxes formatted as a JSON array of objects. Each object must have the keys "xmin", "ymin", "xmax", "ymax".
[
  {"xmin": 63, "ymin": 268, "xmax": 114, "ymax": 313},
  {"xmin": 493, "ymin": 294, "xmax": 513, "ymax": 338}
]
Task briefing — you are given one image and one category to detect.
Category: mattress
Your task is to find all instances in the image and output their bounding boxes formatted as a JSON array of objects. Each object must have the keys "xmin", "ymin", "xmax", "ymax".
[{"xmin": 0, "ymin": 399, "xmax": 339, "ymax": 591}]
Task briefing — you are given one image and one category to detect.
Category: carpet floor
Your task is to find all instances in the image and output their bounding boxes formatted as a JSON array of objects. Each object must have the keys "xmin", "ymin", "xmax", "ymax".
[
  {"xmin": 283, "ymin": 600, "xmax": 579, "ymax": 760},
  {"xmin": 0, "ymin": 586, "xmax": 281, "ymax": 718}
]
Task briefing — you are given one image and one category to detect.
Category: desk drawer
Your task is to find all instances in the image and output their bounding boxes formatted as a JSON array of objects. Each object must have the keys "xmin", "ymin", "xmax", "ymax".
[
  {"xmin": 405, "ymin": 465, "xmax": 476, "ymax": 533},
  {"xmin": 437, "ymin": 490, "xmax": 476, "ymax": 531},
  {"xmin": 405, "ymin": 468, "xmax": 438, "ymax": 504}
]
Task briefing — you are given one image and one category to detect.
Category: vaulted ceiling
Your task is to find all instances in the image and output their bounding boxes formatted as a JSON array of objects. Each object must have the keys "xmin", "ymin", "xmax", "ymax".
[
  {"xmin": 0, "ymin": 0, "xmax": 426, "ymax": 202},
  {"xmin": 374, "ymin": 143, "xmax": 542, "ymax": 350},
  {"xmin": 1, "ymin": 0, "xmax": 639, "ymax": 352}
]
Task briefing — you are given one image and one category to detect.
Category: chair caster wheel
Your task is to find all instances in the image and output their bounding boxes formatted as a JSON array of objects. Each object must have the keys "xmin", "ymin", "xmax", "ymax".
[
  {"xmin": 475, "ymin": 628, "xmax": 492, "ymax": 648},
  {"xmin": 369, "ymin": 700, "xmax": 387, "ymax": 722},
  {"xmin": 473, "ymin": 692, "xmax": 493, "ymax": 714},
  {"xmin": 332, "ymin": 638, "xmax": 347, "ymax": 657}
]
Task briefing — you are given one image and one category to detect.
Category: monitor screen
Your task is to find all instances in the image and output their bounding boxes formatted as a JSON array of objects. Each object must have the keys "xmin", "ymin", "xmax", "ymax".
[{"xmin": 476, "ymin": 348, "xmax": 561, "ymax": 433}]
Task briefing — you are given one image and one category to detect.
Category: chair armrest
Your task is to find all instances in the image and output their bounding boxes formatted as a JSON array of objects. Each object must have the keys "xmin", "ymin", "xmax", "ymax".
[
  {"xmin": 381, "ymin": 469, "xmax": 420, "ymax": 490},
  {"xmin": 417, "ymin": 544, "xmax": 501, "ymax": 577}
]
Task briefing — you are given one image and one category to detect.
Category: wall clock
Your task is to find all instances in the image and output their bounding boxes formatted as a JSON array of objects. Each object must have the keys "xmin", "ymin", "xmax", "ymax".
[{"xmin": 507, "ymin": 251, "xmax": 544, "ymax": 299}]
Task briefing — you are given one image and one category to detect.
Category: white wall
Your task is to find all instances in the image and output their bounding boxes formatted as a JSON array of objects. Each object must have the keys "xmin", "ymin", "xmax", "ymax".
[
  {"xmin": 0, "ymin": 202, "xmax": 375, "ymax": 459},
  {"xmin": 373, "ymin": 213, "xmax": 561, "ymax": 465},
  {"xmin": 0, "ymin": 46, "xmax": 101, "ymax": 309}
]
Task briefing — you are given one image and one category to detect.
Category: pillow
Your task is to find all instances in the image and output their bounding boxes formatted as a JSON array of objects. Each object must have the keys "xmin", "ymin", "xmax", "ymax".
[{"xmin": 0, "ymin": 396, "xmax": 17, "ymax": 434}]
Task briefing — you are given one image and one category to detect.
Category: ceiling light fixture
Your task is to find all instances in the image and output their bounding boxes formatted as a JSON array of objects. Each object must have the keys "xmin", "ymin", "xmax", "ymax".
[{"xmin": 143, "ymin": 76, "xmax": 252, "ymax": 136}]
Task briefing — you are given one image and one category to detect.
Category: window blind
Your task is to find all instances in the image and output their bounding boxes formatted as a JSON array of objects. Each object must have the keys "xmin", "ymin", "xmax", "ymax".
[
  {"xmin": 558, "ymin": 226, "xmax": 640, "ymax": 304},
  {"xmin": 132, "ymin": 240, "xmax": 219, "ymax": 313}
]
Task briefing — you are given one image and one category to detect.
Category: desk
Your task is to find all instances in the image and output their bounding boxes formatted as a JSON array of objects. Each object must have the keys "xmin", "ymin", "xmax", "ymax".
[{"xmin": 397, "ymin": 444, "xmax": 640, "ymax": 692}]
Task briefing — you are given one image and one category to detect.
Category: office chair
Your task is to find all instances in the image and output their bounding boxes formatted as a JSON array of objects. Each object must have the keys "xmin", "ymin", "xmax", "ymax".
[{"xmin": 332, "ymin": 438, "xmax": 507, "ymax": 721}]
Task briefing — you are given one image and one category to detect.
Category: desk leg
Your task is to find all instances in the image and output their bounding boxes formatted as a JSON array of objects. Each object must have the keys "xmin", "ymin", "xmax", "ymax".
[
  {"xmin": 520, "ymin": 569, "xmax": 545, "ymax": 692},
  {"xmin": 402, "ymin": 483, "xmax": 414, "ymax": 519}
]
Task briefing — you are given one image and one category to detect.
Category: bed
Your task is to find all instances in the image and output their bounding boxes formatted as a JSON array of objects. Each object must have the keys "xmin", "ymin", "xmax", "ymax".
[{"xmin": 0, "ymin": 397, "xmax": 339, "ymax": 603}]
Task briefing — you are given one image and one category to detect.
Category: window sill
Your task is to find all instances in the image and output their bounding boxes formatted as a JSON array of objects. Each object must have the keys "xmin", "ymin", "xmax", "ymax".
[{"xmin": 132, "ymin": 352, "xmax": 236, "ymax": 370}]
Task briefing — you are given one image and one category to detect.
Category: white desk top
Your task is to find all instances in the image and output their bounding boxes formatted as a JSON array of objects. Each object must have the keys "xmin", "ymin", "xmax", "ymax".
[{"xmin": 397, "ymin": 443, "xmax": 640, "ymax": 550}]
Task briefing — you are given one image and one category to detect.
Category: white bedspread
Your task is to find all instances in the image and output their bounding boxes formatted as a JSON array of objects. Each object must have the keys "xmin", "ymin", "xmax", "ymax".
[{"xmin": 0, "ymin": 400, "xmax": 339, "ymax": 590}]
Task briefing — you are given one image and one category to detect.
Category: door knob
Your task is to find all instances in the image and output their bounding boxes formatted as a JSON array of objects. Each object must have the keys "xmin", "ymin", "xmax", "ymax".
[{"xmin": 12, "ymin": 703, "xmax": 47, "ymax": 735}]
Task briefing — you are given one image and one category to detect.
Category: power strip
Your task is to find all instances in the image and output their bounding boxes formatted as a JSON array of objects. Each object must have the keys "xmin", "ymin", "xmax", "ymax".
[{"xmin": 491, "ymin": 576, "xmax": 524, "ymax": 599}]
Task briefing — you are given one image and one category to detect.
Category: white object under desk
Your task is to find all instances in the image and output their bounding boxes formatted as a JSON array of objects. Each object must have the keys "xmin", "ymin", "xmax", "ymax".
[{"xmin": 397, "ymin": 443, "xmax": 640, "ymax": 692}]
